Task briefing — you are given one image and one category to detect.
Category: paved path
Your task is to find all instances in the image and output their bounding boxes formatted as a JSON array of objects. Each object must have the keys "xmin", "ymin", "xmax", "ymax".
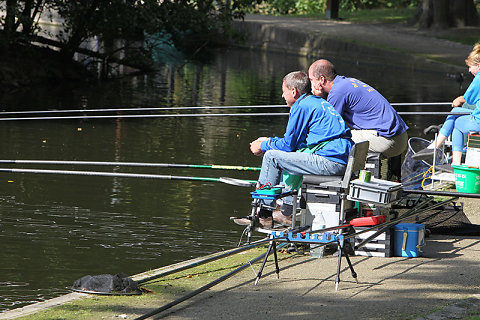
[
  {"xmin": 236, "ymin": 14, "xmax": 472, "ymax": 69},
  {"xmin": 155, "ymin": 235, "xmax": 480, "ymax": 320}
]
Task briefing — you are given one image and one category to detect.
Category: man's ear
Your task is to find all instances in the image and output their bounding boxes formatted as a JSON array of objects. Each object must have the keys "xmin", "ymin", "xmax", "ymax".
[{"xmin": 292, "ymin": 87, "xmax": 301, "ymax": 99}]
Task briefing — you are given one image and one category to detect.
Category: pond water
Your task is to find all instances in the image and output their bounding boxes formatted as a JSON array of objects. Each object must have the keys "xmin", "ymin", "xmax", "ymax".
[{"xmin": 0, "ymin": 47, "xmax": 470, "ymax": 312}]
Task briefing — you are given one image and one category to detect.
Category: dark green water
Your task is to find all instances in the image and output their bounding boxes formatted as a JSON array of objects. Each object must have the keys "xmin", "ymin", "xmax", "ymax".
[{"xmin": 0, "ymin": 48, "xmax": 468, "ymax": 311}]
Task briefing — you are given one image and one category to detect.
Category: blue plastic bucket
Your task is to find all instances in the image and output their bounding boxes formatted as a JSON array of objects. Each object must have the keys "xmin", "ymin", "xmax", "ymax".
[{"xmin": 393, "ymin": 223, "xmax": 425, "ymax": 257}]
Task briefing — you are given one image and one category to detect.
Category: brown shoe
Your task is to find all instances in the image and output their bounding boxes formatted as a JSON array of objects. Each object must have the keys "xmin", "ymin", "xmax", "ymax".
[
  {"xmin": 273, "ymin": 210, "xmax": 292, "ymax": 226},
  {"xmin": 232, "ymin": 216, "xmax": 273, "ymax": 228},
  {"xmin": 258, "ymin": 216, "xmax": 274, "ymax": 229},
  {"xmin": 232, "ymin": 217, "xmax": 252, "ymax": 226}
]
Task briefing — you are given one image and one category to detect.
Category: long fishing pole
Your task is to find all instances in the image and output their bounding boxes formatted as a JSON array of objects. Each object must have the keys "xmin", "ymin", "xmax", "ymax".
[
  {"xmin": 0, "ymin": 105, "xmax": 288, "ymax": 115},
  {"xmin": 135, "ymin": 237, "xmax": 272, "ymax": 284},
  {"xmin": 0, "ymin": 167, "xmax": 256, "ymax": 186},
  {"xmin": 0, "ymin": 102, "xmax": 449, "ymax": 116},
  {"xmin": 392, "ymin": 102, "xmax": 451, "ymax": 106},
  {"xmin": 354, "ymin": 197, "xmax": 456, "ymax": 250},
  {"xmin": 134, "ymin": 243, "xmax": 287, "ymax": 320},
  {"xmin": 0, "ymin": 160, "xmax": 261, "ymax": 171},
  {"xmin": 0, "ymin": 112, "xmax": 290, "ymax": 121},
  {"xmin": 403, "ymin": 188, "xmax": 480, "ymax": 199},
  {"xmin": 0, "ymin": 111, "xmax": 471, "ymax": 121}
]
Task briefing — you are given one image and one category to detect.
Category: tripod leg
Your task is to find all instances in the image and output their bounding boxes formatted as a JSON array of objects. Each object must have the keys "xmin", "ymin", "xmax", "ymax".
[
  {"xmin": 255, "ymin": 241, "xmax": 273, "ymax": 285},
  {"xmin": 342, "ymin": 246, "xmax": 358, "ymax": 283},
  {"xmin": 272, "ymin": 241, "xmax": 280, "ymax": 279},
  {"xmin": 335, "ymin": 240, "xmax": 343, "ymax": 291}
]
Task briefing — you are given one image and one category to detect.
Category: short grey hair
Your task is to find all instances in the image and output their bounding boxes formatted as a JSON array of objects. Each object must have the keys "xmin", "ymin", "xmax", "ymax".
[{"xmin": 283, "ymin": 71, "xmax": 311, "ymax": 95}]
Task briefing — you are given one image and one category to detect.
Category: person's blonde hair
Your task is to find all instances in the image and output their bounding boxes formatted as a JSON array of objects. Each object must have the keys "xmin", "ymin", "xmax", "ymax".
[{"xmin": 465, "ymin": 42, "xmax": 480, "ymax": 66}]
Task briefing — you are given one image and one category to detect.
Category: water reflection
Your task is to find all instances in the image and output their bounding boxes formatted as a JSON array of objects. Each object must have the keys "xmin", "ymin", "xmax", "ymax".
[{"xmin": 0, "ymin": 47, "xmax": 471, "ymax": 312}]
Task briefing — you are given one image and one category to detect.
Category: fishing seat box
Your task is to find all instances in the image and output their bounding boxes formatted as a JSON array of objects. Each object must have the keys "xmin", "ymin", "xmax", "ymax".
[
  {"xmin": 353, "ymin": 226, "xmax": 393, "ymax": 257},
  {"xmin": 300, "ymin": 176, "xmax": 354, "ymax": 229},
  {"xmin": 393, "ymin": 223, "xmax": 425, "ymax": 257}
]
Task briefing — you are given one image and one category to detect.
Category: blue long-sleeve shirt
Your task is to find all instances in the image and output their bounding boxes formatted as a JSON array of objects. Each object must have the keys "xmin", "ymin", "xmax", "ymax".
[{"xmin": 260, "ymin": 94, "xmax": 353, "ymax": 165}]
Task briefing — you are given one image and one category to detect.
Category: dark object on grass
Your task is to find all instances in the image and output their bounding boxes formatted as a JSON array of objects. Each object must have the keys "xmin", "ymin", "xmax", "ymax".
[{"xmin": 71, "ymin": 273, "xmax": 142, "ymax": 295}]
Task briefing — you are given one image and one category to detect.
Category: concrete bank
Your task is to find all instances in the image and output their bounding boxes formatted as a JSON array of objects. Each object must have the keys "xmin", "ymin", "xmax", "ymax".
[{"xmin": 232, "ymin": 14, "xmax": 472, "ymax": 73}]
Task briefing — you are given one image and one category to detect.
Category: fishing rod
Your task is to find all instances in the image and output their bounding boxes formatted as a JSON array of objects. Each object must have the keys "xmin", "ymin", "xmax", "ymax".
[
  {"xmin": 391, "ymin": 102, "xmax": 451, "ymax": 106},
  {"xmin": 0, "ymin": 112, "xmax": 290, "ymax": 121},
  {"xmin": 0, "ymin": 105, "xmax": 288, "ymax": 115},
  {"xmin": 397, "ymin": 111, "xmax": 470, "ymax": 116},
  {"xmin": 0, "ymin": 167, "xmax": 256, "ymax": 186},
  {"xmin": 135, "ymin": 237, "xmax": 273, "ymax": 284},
  {"xmin": 134, "ymin": 195, "xmax": 455, "ymax": 320},
  {"xmin": 0, "ymin": 102, "xmax": 449, "ymax": 116},
  {"xmin": 0, "ymin": 160, "xmax": 261, "ymax": 171},
  {"xmin": 134, "ymin": 242, "xmax": 288, "ymax": 320},
  {"xmin": 403, "ymin": 188, "xmax": 480, "ymax": 199},
  {"xmin": 0, "ymin": 111, "xmax": 470, "ymax": 121}
]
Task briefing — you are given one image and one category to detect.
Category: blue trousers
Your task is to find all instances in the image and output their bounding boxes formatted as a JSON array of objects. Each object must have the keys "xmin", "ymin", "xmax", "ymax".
[{"xmin": 439, "ymin": 107, "xmax": 480, "ymax": 152}]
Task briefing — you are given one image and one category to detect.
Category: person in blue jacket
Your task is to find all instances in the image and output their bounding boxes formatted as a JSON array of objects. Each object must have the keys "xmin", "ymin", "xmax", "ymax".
[
  {"xmin": 233, "ymin": 71, "xmax": 353, "ymax": 228},
  {"xmin": 413, "ymin": 42, "xmax": 480, "ymax": 166},
  {"xmin": 308, "ymin": 59, "xmax": 408, "ymax": 160}
]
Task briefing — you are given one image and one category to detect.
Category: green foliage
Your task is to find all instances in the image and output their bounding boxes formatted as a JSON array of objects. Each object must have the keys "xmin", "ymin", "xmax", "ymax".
[
  {"xmin": 340, "ymin": 0, "xmax": 420, "ymax": 11},
  {"xmin": 249, "ymin": 0, "xmax": 420, "ymax": 15},
  {"xmin": 0, "ymin": 0, "xmax": 257, "ymax": 67},
  {"xmin": 295, "ymin": 0, "xmax": 325, "ymax": 14}
]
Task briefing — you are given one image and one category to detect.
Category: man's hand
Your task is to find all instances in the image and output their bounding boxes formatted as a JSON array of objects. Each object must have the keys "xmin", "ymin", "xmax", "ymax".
[
  {"xmin": 452, "ymin": 95, "xmax": 466, "ymax": 108},
  {"xmin": 250, "ymin": 137, "xmax": 269, "ymax": 156}
]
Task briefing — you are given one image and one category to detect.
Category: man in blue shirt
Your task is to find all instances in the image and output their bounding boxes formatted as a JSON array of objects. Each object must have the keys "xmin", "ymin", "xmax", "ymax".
[
  {"xmin": 308, "ymin": 59, "xmax": 408, "ymax": 160},
  {"xmin": 233, "ymin": 71, "xmax": 353, "ymax": 228}
]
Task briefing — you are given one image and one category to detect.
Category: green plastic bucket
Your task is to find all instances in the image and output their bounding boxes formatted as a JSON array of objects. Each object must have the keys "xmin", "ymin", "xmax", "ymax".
[{"xmin": 452, "ymin": 165, "xmax": 480, "ymax": 193}]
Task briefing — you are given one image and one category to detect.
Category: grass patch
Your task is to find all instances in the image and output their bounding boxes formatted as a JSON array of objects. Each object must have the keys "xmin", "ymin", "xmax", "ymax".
[
  {"xmin": 272, "ymin": 7, "xmax": 417, "ymax": 24},
  {"xmin": 436, "ymin": 34, "xmax": 480, "ymax": 47},
  {"xmin": 337, "ymin": 7, "xmax": 417, "ymax": 24},
  {"xmin": 14, "ymin": 246, "xmax": 301, "ymax": 320}
]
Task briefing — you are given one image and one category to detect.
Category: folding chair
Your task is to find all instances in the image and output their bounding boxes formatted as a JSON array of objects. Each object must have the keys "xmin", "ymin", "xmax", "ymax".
[{"xmin": 254, "ymin": 141, "xmax": 370, "ymax": 289}]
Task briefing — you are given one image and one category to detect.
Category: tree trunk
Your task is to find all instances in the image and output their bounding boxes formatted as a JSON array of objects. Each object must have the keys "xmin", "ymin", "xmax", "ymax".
[
  {"xmin": 4, "ymin": 0, "xmax": 17, "ymax": 39},
  {"xmin": 410, "ymin": 0, "xmax": 479, "ymax": 29},
  {"xmin": 451, "ymin": 0, "xmax": 479, "ymax": 27}
]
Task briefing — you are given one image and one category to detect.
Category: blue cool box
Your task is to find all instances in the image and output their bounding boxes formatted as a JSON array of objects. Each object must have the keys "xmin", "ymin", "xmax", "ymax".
[{"xmin": 393, "ymin": 223, "xmax": 425, "ymax": 257}]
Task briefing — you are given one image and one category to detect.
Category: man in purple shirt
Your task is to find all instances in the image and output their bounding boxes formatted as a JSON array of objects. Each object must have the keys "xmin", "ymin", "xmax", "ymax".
[{"xmin": 308, "ymin": 59, "xmax": 408, "ymax": 160}]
